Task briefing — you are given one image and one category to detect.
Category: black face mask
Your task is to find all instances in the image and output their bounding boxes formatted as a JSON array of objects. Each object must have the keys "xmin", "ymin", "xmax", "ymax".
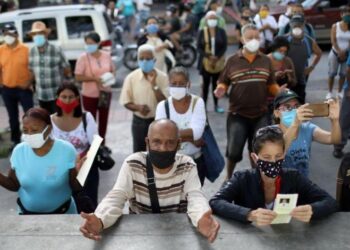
[
  {"xmin": 148, "ymin": 149, "xmax": 177, "ymax": 169},
  {"xmin": 257, "ymin": 159, "xmax": 284, "ymax": 178}
]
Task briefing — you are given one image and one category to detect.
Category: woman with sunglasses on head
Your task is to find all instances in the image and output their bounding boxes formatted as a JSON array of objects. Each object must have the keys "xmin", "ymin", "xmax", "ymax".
[
  {"xmin": 209, "ymin": 126, "xmax": 338, "ymax": 226},
  {"xmin": 0, "ymin": 107, "xmax": 85, "ymax": 214},
  {"xmin": 51, "ymin": 83, "xmax": 99, "ymax": 208},
  {"xmin": 273, "ymin": 90, "xmax": 341, "ymax": 177}
]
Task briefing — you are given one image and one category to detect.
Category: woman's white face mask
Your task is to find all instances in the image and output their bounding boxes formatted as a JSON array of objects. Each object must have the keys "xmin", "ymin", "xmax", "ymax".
[
  {"xmin": 22, "ymin": 126, "xmax": 49, "ymax": 149},
  {"xmin": 169, "ymin": 86, "xmax": 188, "ymax": 100}
]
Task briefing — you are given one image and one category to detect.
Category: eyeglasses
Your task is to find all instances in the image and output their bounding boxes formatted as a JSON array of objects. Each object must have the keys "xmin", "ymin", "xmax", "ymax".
[
  {"xmin": 278, "ymin": 104, "xmax": 299, "ymax": 112},
  {"xmin": 255, "ymin": 126, "xmax": 283, "ymax": 138}
]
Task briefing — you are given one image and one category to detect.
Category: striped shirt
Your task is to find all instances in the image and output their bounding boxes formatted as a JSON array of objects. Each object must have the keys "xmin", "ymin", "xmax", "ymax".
[
  {"xmin": 95, "ymin": 152, "xmax": 210, "ymax": 229},
  {"xmin": 29, "ymin": 43, "xmax": 70, "ymax": 101},
  {"xmin": 218, "ymin": 50, "xmax": 275, "ymax": 118}
]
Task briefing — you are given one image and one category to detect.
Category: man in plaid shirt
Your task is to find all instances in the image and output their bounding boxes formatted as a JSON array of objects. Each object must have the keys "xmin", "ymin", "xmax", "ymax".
[{"xmin": 29, "ymin": 21, "xmax": 72, "ymax": 114}]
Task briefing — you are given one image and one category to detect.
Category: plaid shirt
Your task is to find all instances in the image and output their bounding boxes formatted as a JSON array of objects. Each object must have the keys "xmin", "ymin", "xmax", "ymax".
[{"xmin": 29, "ymin": 43, "xmax": 70, "ymax": 101}]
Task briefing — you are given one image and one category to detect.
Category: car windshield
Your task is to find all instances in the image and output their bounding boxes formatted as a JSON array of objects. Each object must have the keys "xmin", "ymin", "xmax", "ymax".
[{"xmin": 302, "ymin": 0, "xmax": 319, "ymax": 8}]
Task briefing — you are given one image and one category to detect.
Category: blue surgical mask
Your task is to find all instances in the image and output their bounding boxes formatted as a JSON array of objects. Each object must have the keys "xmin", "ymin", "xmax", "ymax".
[
  {"xmin": 138, "ymin": 59, "xmax": 155, "ymax": 73},
  {"xmin": 33, "ymin": 34, "xmax": 46, "ymax": 47},
  {"xmin": 146, "ymin": 24, "xmax": 159, "ymax": 34},
  {"xmin": 281, "ymin": 109, "xmax": 297, "ymax": 127},
  {"xmin": 272, "ymin": 51, "xmax": 285, "ymax": 61},
  {"xmin": 85, "ymin": 44, "xmax": 99, "ymax": 54}
]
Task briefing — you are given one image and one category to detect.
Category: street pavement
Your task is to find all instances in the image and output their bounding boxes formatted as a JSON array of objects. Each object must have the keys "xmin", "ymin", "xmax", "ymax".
[{"xmin": 0, "ymin": 45, "xmax": 349, "ymax": 215}]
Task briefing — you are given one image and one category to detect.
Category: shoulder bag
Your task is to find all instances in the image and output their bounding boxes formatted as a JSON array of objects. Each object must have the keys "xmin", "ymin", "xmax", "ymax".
[{"xmin": 164, "ymin": 97, "xmax": 224, "ymax": 183}]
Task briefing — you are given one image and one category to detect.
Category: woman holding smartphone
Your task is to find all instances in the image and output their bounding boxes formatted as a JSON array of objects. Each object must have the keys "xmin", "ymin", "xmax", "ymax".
[{"xmin": 273, "ymin": 90, "xmax": 341, "ymax": 177}]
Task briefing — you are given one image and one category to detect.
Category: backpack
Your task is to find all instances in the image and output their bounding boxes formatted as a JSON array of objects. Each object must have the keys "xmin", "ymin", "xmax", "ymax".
[{"xmin": 336, "ymin": 153, "xmax": 350, "ymax": 211}]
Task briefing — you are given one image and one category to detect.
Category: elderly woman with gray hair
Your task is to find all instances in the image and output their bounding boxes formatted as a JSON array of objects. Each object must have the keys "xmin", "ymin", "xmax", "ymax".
[
  {"xmin": 120, "ymin": 44, "xmax": 169, "ymax": 152},
  {"xmin": 155, "ymin": 66, "xmax": 207, "ymax": 185}
]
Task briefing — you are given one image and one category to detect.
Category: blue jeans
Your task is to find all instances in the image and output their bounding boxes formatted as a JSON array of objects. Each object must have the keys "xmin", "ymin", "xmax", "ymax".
[{"xmin": 1, "ymin": 86, "xmax": 34, "ymax": 143}]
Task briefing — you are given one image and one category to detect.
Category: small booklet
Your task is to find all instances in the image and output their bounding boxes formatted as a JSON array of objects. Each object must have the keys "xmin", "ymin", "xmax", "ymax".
[
  {"xmin": 77, "ymin": 134, "xmax": 103, "ymax": 186},
  {"xmin": 271, "ymin": 194, "xmax": 298, "ymax": 224}
]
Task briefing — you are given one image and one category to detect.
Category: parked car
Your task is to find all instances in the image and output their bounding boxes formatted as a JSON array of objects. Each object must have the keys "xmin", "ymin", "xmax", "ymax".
[
  {"xmin": 0, "ymin": 4, "xmax": 123, "ymax": 69},
  {"xmin": 270, "ymin": 0, "xmax": 347, "ymax": 44}
]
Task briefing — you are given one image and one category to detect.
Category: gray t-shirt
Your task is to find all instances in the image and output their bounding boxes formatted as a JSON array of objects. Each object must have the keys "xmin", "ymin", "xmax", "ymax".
[{"xmin": 287, "ymin": 36, "xmax": 313, "ymax": 86}]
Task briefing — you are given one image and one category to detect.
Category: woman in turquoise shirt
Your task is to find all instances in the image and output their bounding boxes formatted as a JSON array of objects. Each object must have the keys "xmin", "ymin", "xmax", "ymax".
[{"xmin": 0, "ymin": 107, "xmax": 85, "ymax": 214}]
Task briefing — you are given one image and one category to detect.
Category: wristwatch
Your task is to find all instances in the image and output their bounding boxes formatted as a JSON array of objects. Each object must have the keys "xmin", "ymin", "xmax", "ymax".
[{"xmin": 153, "ymin": 85, "xmax": 159, "ymax": 91}]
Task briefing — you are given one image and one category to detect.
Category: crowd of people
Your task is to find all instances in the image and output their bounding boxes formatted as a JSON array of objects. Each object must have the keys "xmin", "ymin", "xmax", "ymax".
[{"xmin": 0, "ymin": 0, "xmax": 349, "ymax": 244}]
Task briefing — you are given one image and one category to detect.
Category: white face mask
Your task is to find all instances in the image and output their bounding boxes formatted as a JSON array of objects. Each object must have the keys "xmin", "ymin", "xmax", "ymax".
[
  {"xmin": 166, "ymin": 11, "xmax": 172, "ymax": 17},
  {"xmin": 4, "ymin": 35, "xmax": 16, "ymax": 45},
  {"xmin": 22, "ymin": 126, "xmax": 49, "ymax": 149},
  {"xmin": 169, "ymin": 87, "xmax": 188, "ymax": 100},
  {"xmin": 292, "ymin": 27, "xmax": 303, "ymax": 37},
  {"xmin": 207, "ymin": 19, "xmax": 218, "ymax": 28},
  {"xmin": 244, "ymin": 39, "xmax": 260, "ymax": 53}
]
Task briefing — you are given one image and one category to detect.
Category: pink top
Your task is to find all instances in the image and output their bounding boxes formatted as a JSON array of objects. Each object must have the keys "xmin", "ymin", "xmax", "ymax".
[{"xmin": 75, "ymin": 51, "xmax": 116, "ymax": 98}]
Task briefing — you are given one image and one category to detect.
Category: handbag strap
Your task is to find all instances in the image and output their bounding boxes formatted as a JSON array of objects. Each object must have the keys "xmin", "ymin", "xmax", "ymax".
[
  {"xmin": 146, "ymin": 154, "xmax": 161, "ymax": 213},
  {"xmin": 164, "ymin": 99, "xmax": 170, "ymax": 119},
  {"xmin": 82, "ymin": 112, "xmax": 87, "ymax": 133},
  {"xmin": 86, "ymin": 54, "xmax": 96, "ymax": 78},
  {"xmin": 259, "ymin": 17, "xmax": 268, "ymax": 41},
  {"xmin": 165, "ymin": 95, "xmax": 198, "ymax": 119},
  {"xmin": 203, "ymin": 27, "xmax": 212, "ymax": 55}
]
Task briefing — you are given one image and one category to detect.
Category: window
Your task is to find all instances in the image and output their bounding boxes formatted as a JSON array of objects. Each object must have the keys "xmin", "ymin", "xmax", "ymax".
[
  {"xmin": 22, "ymin": 18, "xmax": 58, "ymax": 43},
  {"xmin": 66, "ymin": 16, "xmax": 94, "ymax": 39}
]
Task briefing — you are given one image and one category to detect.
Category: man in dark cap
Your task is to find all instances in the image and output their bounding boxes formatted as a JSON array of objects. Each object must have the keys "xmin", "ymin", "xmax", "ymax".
[
  {"xmin": 286, "ymin": 14, "xmax": 322, "ymax": 103},
  {"xmin": 0, "ymin": 24, "xmax": 33, "ymax": 147}
]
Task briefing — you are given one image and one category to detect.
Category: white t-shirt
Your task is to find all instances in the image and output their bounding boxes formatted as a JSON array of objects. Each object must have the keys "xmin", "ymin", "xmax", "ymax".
[
  {"xmin": 51, "ymin": 112, "xmax": 98, "ymax": 155},
  {"xmin": 135, "ymin": 0, "xmax": 152, "ymax": 11},
  {"xmin": 254, "ymin": 14, "xmax": 278, "ymax": 48},
  {"xmin": 155, "ymin": 95, "xmax": 206, "ymax": 157},
  {"xmin": 278, "ymin": 14, "xmax": 290, "ymax": 29}
]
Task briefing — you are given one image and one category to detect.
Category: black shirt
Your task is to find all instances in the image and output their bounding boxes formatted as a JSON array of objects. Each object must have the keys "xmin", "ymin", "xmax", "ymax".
[{"xmin": 209, "ymin": 168, "xmax": 338, "ymax": 223}]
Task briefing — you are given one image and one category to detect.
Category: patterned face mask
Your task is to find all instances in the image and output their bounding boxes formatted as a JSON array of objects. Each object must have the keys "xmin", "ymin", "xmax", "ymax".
[{"xmin": 257, "ymin": 159, "xmax": 284, "ymax": 178}]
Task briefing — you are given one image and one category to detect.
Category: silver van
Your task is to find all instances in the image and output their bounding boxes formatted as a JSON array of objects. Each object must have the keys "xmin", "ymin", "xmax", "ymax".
[{"xmin": 0, "ymin": 4, "xmax": 122, "ymax": 68}]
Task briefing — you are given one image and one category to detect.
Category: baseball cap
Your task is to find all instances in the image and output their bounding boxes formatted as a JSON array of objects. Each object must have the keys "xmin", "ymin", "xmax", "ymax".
[
  {"xmin": 2, "ymin": 23, "xmax": 17, "ymax": 35},
  {"xmin": 290, "ymin": 14, "xmax": 305, "ymax": 25},
  {"xmin": 273, "ymin": 90, "xmax": 301, "ymax": 109}
]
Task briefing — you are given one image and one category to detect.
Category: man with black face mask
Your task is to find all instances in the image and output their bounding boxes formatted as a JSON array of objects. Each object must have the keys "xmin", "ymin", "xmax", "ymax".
[{"xmin": 79, "ymin": 119, "xmax": 220, "ymax": 243}]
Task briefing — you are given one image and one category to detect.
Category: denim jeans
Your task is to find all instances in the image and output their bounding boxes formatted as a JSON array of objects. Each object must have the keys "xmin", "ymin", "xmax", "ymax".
[{"xmin": 1, "ymin": 87, "xmax": 34, "ymax": 143}]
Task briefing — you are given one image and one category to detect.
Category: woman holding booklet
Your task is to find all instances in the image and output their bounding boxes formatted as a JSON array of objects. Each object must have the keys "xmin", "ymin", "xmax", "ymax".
[{"xmin": 209, "ymin": 126, "xmax": 338, "ymax": 226}]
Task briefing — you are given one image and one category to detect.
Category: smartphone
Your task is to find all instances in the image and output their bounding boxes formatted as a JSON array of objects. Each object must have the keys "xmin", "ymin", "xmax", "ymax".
[{"xmin": 308, "ymin": 103, "xmax": 329, "ymax": 117}]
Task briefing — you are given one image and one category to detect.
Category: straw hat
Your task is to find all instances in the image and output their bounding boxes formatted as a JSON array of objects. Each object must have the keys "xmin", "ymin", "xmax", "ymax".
[{"xmin": 28, "ymin": 21, "xmax": 51, "ymax": 35}]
